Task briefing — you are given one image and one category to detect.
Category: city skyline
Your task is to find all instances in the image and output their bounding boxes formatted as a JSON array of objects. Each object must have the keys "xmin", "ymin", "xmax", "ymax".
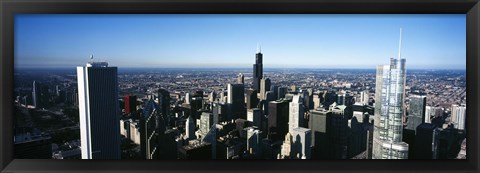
[{"xmin": 15, "ymin": 14, "xmax": 466, "ymax": 69}]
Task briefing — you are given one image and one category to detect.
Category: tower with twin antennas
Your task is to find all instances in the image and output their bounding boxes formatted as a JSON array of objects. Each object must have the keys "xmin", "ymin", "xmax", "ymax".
[
  {"xmin": 372, "ymin": 28, "xmax": 409, "ymax": 159},
  {"xmin": 253, "ymin": 43, "xmax": 263, "ymax": 91}
]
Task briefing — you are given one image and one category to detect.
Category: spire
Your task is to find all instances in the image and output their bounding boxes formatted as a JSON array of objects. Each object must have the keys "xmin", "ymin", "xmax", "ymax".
[{"xmin": 398, "ymin": 28, "xmax": 402, "ymax": 60}]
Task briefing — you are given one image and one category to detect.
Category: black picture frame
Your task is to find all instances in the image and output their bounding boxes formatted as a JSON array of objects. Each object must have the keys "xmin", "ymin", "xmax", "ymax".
[{"xmin": 1, "ymin": 0, "xmax": 479, "ymax": 172}]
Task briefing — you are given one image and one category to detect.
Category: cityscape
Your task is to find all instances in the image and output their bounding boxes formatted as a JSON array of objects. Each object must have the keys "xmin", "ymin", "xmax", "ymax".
[{"xmin": 13, "ymin": 15, "xmax": 466, "ymax": 160}]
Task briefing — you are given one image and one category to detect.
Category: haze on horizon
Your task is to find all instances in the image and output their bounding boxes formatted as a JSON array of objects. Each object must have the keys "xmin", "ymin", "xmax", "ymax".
[{"xmin": 15, "ymin": 14, "xmax": 466, "ymax": 70}]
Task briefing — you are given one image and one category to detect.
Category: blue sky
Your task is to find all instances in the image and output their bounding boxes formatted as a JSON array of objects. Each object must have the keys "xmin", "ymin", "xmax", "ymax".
[{"xmin": 15, "ymin": 14, "xmax": 466, "ymax": 69}]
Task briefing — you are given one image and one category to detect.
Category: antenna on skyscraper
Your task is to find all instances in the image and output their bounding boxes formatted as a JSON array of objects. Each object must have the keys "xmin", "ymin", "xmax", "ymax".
[{"xmin": 398, "ymin": 28, "xmax": 402, "ymax": 60}]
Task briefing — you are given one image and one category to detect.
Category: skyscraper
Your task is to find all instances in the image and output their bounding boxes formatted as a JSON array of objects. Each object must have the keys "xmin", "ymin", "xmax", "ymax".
[
  {"xmin": 290, "ymin": 127, "xmax": 312, "ymax": 159},
  {"xmin": 268, "ymin": 100, "xmax": 289, "ymax": 141},
  {"xmin": 360, "ymin": 90, "xmax": 370, "ymax": 105},
  {"xmin": 124, "ymin": 95, "xmax": 137, "ymax": 114},
  {"xmin": 414, "ymin": 123, "xmax": 437, "ymax": 159},
  {"xmin": 406, "ymin": 95, "xmax": 427, "ymax": 132},
  {"xmin": 247, "ymin": 108, "xmax": 262, "ymax": 128},
  {"xmin": 237, "ymin": 73, "xmax": 244, "ymax": 84},
  {"xmin": 142, "ymin": 98, "xmax": 165, "ymax": 159},
  {"xmin": 337, "ymin": 91, "xmax": 346, "ymax": 106},
  {"xmin": 253, "ymin": 45, "xmax": 263, "ymax": 91},
  {"xmin": 227, "ymin": 83, "xmax": 246, "ymax": 119},
  {"xmin": 270, "ymin": 85, "xmax": 279, "ymax": 101},
  {"xmin": 278, "ymin": 86, "xmax": 287, "ymax": 99},
  {"xmin": 77, "ymin": 61, "xmax": 120, "ymax": 159},
  {"xmin": 200, "ymin": 112, "xmax": 214, "ymax": 139},
  {"xmin": 246, "ymin": 127, "xmax": 262, "ymax": 157},
  {"xmin": 32, "ymin": 81, "xmax": 49, "ymax": 109},
  {"xmin": 289, "ymin": 95, "xmax": 305, "ymax": 133},
  {"xmin": 157, "ymin": 89, "xmax": 170, "ymax": 127},
  {"xmin": 185, "ymin": 115, "xmax": 196, "ymax": 141},
  {"xmin": 246, "ymin": 89, "xmax": 259, "ymax": 110},
  {"xmin": 260, "ymin": 77, "xmax": 271, "ymax": 100},
  {"xmin": 451, "ymin": 104, "xmax": 466, "ymax": 130},
  {"xmin": 372, "ymin": 29, "xmax": 409, "ymax": 159}
]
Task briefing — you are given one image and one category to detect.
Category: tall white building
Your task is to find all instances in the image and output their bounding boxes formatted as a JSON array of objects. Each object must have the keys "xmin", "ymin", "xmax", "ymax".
[
  {"xmin": 451, "ymin": 104, "xmax": 466, "ymax": 130},
  {"xmin": 425, "ymin": 106, "xmax": 432, "ymax": 123},
  {"xmin": 372, "ymin": 29, "xmax": 409, "ymax": 159},
  {"xmin": 360, "ymin": 90, "xmax": 370, "ymax": 105},
  {"xmin": 185, "ymin": 115, "xmax": 196, "ymax": 141},
  {"xmin": 289, "ymin": 95, "xmax": 304, "ymax": 133},
  {"xmin": 77, "ymin": 61, "xmax": 120, "ymax": 159}
]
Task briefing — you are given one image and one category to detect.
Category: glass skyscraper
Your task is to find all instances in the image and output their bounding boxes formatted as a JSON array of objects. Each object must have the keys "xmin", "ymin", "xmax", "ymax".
[
  {"xmin": 406, "ymin": 95, "xmax": 427, "ymax": 132},
  {"xmin": 372, "ymin": 29, "xmax": 409, "ymax": 159}
]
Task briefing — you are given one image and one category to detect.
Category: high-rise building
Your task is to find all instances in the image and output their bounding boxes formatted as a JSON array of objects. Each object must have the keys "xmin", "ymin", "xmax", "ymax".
[
  {"xmin": 268, "ymin": 100, "xmax": 289, "ymax": 141},
  {"xmin": 321, "ymin": 90, "xmax": 338, "ymax": 109},
  {"xmin": 303, "ymin": 89, "xmax": 314, "ymax": 110},
  {"xmin": 372, "ymin": 29, "xmax": 409, "ymax": 159},
  {"xmin": 280, "ymin": 133, "xmax": 293, "ymax": 158},
  {"xmin": 185, "ymin": 115, "xmax": 196, "ymax": 141},
  {"xmin": 414, "ymin": 123, "xmax": 437, "ymax": 159},
  {"xmin": 246, "ymin": 89, "xmax": 259, "ymax": 110},
  {"xmin": 290, "ymin": 127, "xmax": 312, "ymax": 159},
  {"xmin": 124, "ymin": 95, "xmax": 137, "ymax": 114},
  {"xmin": 253, "ymin": 45, "xmax": 263, "ymax": 91},
  {"xmin": 247, "ymin": 108, "xmax": 262, "ymax": 128},
  {"xmin": 263, "ymin": 91, "xmax": 275, "ymax": 116},
  {"xmin": 200, "ymin": 112, "xmax": 214, "ymax": 139},
  {"xmin": 313, "ymin": 94, "xmax": 321, "ymax": 109},
  {"xmin": 77, "ymin": 61, "xmax": 120, "ymax": 159},
  {"xmin": 141, "ymin": 98, "xmax": 165, "ymax": 159},
  {"xmin": 309, "ymin": 109, "xmax": 329, "ymax": 159},
  {"xmin": 157, "ymin": 89, "xmax": 171, "ymax": 127},
  {"xmin": 425, "ymin": 106, "xmax": 443, "ymax": 123},
  {"xmin": 330, "ymin": 105, "xmax": 349, "ymax": 159},
  {"xmin": 213, "ymin": 101, "xmax": 230, "ymax": 122},
  {"xmin": 347, "ymin": 113, "xmax": 368, "ymax": 158},
  {"xmin": 260, "ymin": 78, "xmax": 271, "ymax": 100},
  {"xmin": 360, "ymin": 90, "xmax": 370, "ymax": 105},
  {"xmin": 289, "ymin": 95, "xmax": 305, "ymax": 133},
  {"xmin": 32, "ymin": 81, "xmax": 49, "ymax": 109},
  {"xmin": 246, "ymin": 127, "xmax": 262, "ymax": 157},
  {"xmin": 208, "ymin": 91, "xmax": 216, "ymax": 102},
  {"xmin": 451, "ymin": 104, "xmax": 466, "ymax": 130},
  {"xmin": 270, "ymin": 85, "xmax": 279, "ymax": 101},
  {"xmin": 237, "ymin": 73, "xmax": 245, "ymax": 84},
  {"xmin": 406, "ymin": 95, "xmax": 427, "ymax": 132},
  {"xmin": 227, "ymin": 83, "xmax": 246, "ymax": 119},
  {"xmin": 337, "ymin": 91, "xmax": 346, "ymax": 106},
  {"xmin": 278, "ymin": 86, "xmax": 287, "ymax": 99}
]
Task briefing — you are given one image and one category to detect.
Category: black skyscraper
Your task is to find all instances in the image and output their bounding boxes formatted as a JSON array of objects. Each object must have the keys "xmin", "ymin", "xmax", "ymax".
[
  {"xmin": 246, "ymin": 89, "xmax": 259, "ymax": 110},
  {"xmin": 267, "ymin": 100, "xmax": 289, "ymax": 141},
  {"xmin": 415, "ymin": 123, "xmax": 437, "ymax": 159},
  {"xmin": 158, "ymin": 89, "xmax": 171, "ymax": 127},
  {"xmin": 253, "ymin": 46, "xmax": 263, "ymax": 91}
]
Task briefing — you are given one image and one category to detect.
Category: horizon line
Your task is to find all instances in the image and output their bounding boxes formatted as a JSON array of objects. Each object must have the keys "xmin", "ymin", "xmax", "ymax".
[{"xmin": 14, "ymin": 66, "xmax": 467, "ymax": 71}]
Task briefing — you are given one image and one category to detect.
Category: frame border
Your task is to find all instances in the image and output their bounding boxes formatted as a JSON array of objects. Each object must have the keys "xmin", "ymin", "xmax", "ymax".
[{"xmin": 1, "ymin": 0, "xmax": 479, "ymax": 172}]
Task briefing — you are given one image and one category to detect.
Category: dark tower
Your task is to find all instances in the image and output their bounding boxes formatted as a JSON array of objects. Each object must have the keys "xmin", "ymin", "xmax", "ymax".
[
  {"xmin": 158, "ymin": 89, "xmax": 170, "ymax": 127},
  {"xmin": 253, "ymin": 45, "xmax": 263, "ymax": 91}
]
